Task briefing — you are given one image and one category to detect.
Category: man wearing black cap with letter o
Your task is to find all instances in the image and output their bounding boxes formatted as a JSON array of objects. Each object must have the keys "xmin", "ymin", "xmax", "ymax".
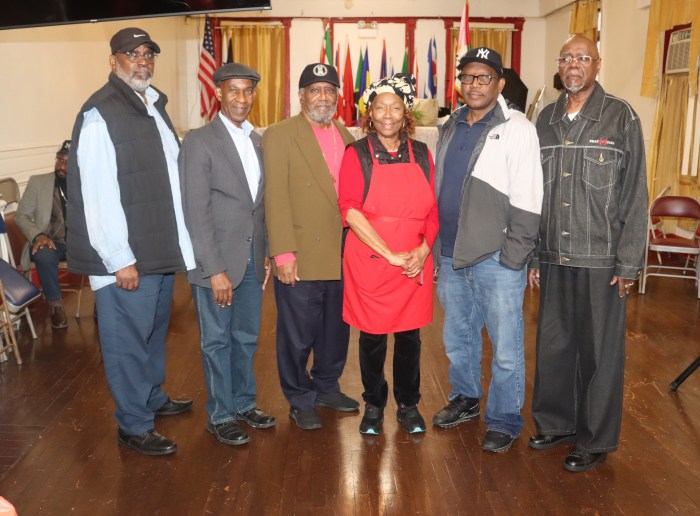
[
  {"xmin": 16, "ymin": 140, "xmax": 72, "ymax": 329},
  {"xmin": 264, "ymin": 63, "xmax": 359, "ymax": 430},
  {"xmin": 431, "ymin": 47, "xmax": 543, "ymax": 453},
  {"xmin": 180, "ymin": 63, "xmax": 276, "ymax": 447},
  {"xmin": 66, "ymin": 28, "xmax": 196, "ymax": 455}
]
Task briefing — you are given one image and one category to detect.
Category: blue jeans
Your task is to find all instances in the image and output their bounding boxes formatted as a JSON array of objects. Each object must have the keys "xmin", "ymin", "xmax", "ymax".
[
  {"xmin": 94, "ymin": 274, "xmax": 173, "ymax": 435},
  {"xmin": 437, "ymin": 253, "xmax": 526, "ymax": 437},
  {"xmin": 31, "ymin": 241, "xmax": 66, "ymax": 301},
  {"xmin": 191, "ymin": 254, "xmax": 262, "ymax": 425}
]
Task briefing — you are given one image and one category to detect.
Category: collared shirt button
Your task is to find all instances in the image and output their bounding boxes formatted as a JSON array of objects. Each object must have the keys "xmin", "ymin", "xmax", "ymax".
[
  {"xmin": 563, "ymin": 171, "xmax": 571, "ymax": 177},
  {"xmin": 246, "ymin": 237, "xmax": 252, "ymax": 242},
  {"xmin": 561, "ymin": 256, "xmax": 570, "ymax": 263},
  {"xmin": 562, "ymin": 231, "xmax": 570, "ymax": 236},
  {"xmin": 561, "ymin": 201, "xmax": 570, "ymax": 208}
]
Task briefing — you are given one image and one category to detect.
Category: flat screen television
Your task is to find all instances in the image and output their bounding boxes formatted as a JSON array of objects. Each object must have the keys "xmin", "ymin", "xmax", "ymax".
[{"xmin": 0, "ymin": 1, "xmax": 272, "ymax": 30}]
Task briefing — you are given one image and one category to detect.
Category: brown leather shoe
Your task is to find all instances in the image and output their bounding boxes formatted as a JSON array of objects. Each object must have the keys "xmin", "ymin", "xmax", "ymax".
[{"xmin": 51, "ymin": 305, "xmax": 68, "ymax": 329}]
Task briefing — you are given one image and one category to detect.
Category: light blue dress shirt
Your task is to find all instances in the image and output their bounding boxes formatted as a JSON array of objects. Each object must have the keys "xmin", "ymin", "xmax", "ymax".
[
  {"xmin": 77, "ymin": 87, "xmax": 195, "ymax": 290},
  {"xmin": 218, "ymin": 113, "xmax": 261, "ymax": 199}
]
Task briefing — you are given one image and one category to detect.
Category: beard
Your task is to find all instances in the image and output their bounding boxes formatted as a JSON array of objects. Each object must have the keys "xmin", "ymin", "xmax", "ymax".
[
  {"xmin": 114, "ymin": 62, "xmax": 152, "ymax": 93},
  {"xmin": 563, "ymin": 73, "xmax": 585, "ymax": 94},
  {"xmin": 305, "ymin": 100, "xmax": 337, "ymax": 125}
]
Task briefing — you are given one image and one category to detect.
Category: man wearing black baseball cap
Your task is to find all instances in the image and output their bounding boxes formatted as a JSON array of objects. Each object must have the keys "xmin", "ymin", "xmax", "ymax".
[
  {"xmin": 432, "ymin": 46, "xmax": 543, "ymax": 454},
  {"xmin": 180, "ymin": 62, "xmax": 277, "ymax": 447},
  {"xmin": 15, "ymin": 140, "xmax": 72, "ymax": 330},
  {"xmin": 263, "ymin": 63, "xmax": 358, "ymax": 430},
  {"xmin": 66, "ymin": 27, "xmax": 196, "ymax": 456}
]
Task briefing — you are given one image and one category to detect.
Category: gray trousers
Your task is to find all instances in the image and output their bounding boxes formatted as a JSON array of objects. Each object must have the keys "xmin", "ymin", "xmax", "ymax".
[{"xmin": 532, "ymin": 263, "xmax": 627, "ymax": 453}]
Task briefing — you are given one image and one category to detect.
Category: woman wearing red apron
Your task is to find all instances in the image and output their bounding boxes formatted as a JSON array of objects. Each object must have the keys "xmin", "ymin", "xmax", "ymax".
[{"xmin": 338, "ymin": 74, "xmax": 439, "ymax": 435}]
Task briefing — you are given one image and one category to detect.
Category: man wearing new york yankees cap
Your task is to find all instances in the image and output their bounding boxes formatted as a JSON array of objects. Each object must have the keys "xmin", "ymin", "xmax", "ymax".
[
  {"xmin": 432, "ymin": 47, "xmax": 543, "ymax": 453},
  {"xmin": 263, "ymin": 63, "xmax": 359, "ymax": 430},
  {"xmin": 66, "ymin": 27, "xmax": 196, "ymax": 455}
]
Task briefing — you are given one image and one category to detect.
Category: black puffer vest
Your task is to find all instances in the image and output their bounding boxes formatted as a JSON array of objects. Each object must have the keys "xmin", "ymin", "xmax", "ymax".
[{"xmin": 66, "ymin": 73, "xmax": 185, "ymax": 275}]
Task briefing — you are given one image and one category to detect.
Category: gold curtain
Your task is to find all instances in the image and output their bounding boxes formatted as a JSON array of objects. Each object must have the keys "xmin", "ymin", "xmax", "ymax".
[
  {"xmin": 641, "ymin": 0, "xmax": 700, "ymax": 97},
  {"xmin": 223, "ymin": 24, "xmax": 284, "ymax": 127},
  {"xmin": 569, "ymin": 0, "xmax": 599, "ymax": 42},
  {"xmin": 648, "ymin": 73, "xmax": 689, "ymax": 199},
  {"xmin": 468, "ymin": 29, "xmax": 509, "ymax": 64}
]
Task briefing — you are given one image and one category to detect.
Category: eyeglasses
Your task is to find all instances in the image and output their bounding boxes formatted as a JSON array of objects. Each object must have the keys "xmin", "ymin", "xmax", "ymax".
[
  {"xmin": 458, "ymin": 74, "xmax": 499, "ymax": 86},
  {"xmin": 116, "ymin": 51, "xmax": 158, "ymax": 63},
  {"xmin": 556, "ymin": 55, "xmax": 599, "ymax": 67},
  {"xmin": 55, "ymin": 157, "xmax": 68, "ymax": 164}
]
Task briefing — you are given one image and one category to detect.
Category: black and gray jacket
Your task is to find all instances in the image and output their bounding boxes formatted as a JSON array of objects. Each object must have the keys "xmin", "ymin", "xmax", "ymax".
[
  {"xmin": 435, "ymin": 94, "xmax": 543, "ymax": 270},
  {"xmin": 533, "ymin": 82, "xmax": 648, "ymax": 278}
]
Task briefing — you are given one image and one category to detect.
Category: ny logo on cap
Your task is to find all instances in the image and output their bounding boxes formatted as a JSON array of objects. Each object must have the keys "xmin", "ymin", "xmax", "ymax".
[
  {"xmin": 313, "ymin": 64, "xmax": 328, "ymax": 77},
  {"xmin": 477, "ymin": 48, "xmax": 490, "ymax": 59}
]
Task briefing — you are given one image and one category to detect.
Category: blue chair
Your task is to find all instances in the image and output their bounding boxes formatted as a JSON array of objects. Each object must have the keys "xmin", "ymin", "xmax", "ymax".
[{"xmin": 0, "ymin": 214, "xmax": 41, "ymax": 339}]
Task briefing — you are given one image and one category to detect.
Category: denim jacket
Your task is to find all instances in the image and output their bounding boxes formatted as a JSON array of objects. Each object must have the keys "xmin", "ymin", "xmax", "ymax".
[{"xmin": 533, "ymin": 82, "xmax": 648, "ymax": 279}]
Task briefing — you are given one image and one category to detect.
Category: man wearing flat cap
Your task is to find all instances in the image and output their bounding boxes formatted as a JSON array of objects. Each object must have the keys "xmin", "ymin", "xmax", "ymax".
[
  {"xmin": 432, "ymin": 47, "xmax": 543, "ymax": 453},
  {"xmin": 264, "ymin": 63, "xmax": 358, "ymax": 430},
  {"xmin": 179, "ymin": 62, "xmax": 276, "ymax": 447},
  {"xmin": 66, "ymin": 27, "xmax": 196, "ymax": 456},
  {"xmin": 15, "ymin": 140, "xmax": 72, "ymax": 329}
]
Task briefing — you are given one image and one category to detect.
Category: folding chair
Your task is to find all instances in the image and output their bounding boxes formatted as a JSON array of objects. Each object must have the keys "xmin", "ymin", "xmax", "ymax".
[
  {"xmin": 0, "ymin": 279, "xmax": 22, "ymax": 365},
  {"xmin": 639, "ymin": 195, "xmax": 700, "ymax": 298}
]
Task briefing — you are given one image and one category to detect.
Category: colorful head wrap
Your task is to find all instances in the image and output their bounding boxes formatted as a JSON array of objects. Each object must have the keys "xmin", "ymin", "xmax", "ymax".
[{"xmin": 362, "ymin": 73, "xmax": 416, "ymax": 110}]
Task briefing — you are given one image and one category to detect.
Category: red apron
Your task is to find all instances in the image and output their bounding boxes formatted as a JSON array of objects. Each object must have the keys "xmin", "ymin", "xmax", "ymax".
[{"xmin": 343, "ymin": 139, "xmax": 435, "ymax": 334}]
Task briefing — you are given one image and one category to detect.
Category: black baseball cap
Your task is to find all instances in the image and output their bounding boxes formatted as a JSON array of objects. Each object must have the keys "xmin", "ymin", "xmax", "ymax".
[
  {"xmin": 458, "ymin": 47, "xmax": 503, "ymax": 76},
  {"xmin": 110, "ymin": 27, "xmax": 161, "ymax": 54},
  {"xmin": 299, "ymin": 63, "xmax": 340, "ymax": 89},
  {"xmin": 57, "ymin": 140, "xmax": 71, "ymax": 154}
]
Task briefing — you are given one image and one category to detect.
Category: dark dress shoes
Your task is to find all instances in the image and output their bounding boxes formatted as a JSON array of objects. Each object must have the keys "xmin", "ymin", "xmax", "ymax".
[
  {"xmin": 236, "ymin": 407, "xmax": 277, "ymax": 429},
  {"xmin": 564, "ymin": 450, "xmax": 607, "ymax": 472},
  {"xmin": 206, "ymin": 421, "xmax": 250, "ymax": 446},
  {"xmin": 117, "ymin": 429, "xmax": 177, "ymax": 456},
  {"xmin": 482, "ymin": 430, "xmax": 517, "ymax": 453},
  {"xmin": 528, "ymin": 433, "xmax": 576, "ymax": 450},
  {"xmin": 155, "ymin": 397, "xmax": 193, "ymax": 416}
]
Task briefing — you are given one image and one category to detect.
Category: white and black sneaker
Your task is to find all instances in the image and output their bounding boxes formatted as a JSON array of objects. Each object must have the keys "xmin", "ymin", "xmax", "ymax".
[{"xmin": 432, "ymin": 395, "xmax": 480, "ymax": 428}]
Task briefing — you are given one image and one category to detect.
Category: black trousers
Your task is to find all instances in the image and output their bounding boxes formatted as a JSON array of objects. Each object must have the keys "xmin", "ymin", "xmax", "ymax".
[
  {"xmin": 359, "ymin": 329, "xmax": 421, "ymax": 408},
  {"xmin": 532, "ymin": 264, "xmax": 627, "ymax": 453},
  {"xmin": 274, "ymin": 278, "xmax": 350, "ymax": 410}
]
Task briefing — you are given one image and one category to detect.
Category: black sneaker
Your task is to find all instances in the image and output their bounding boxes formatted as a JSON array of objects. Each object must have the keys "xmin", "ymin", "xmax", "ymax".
[
  {"xmin": 432, "ymin": 395, "xmax": 480, "ymax": 428},
  {"xmin": 482, "ymin": 430, "xmax": 516, "ymax": 453},
  {"xmin": 315, "ymin": 391, "xmax": 360, "ymax": 412},
  {"xmin": 396, "ymin": 404, "xmax": 426, "ymax": 434},
  {"xmin": 289, "ymin": 408, "xmax": 322, "ymax": 430},
  {"xmin": 359, "ymin": 404, "xmax": 384, "ymax": 435}
]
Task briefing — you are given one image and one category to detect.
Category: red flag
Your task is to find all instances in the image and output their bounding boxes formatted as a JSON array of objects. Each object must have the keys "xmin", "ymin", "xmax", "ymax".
[
  {"xmin": 342, "ymin": 42, "xmax": 355, "ymax": 126},
  {"xmin": 335, "ymin": 42, "xmax": 343, "ymax": 120},
  {"xmin": 380, "ymin": 39, "xmax": 387, "ymax": 79},
  {"xmin": 198, "ymin": 17, "xmax": 217, "ymax": 121},
  {"xmin": 450, "ymin": 2, "xmax": 470, "ymax": 109}
]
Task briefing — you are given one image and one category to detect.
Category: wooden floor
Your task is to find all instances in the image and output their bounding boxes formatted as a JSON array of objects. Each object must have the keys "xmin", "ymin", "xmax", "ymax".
[{"xmin": 0, "ymin": 270, "xmax": 699, "ymax": 515}]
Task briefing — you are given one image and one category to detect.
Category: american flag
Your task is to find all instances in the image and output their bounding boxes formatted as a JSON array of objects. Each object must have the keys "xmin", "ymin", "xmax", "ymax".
[{"xmin": 198, "ymin": 17, "xmax": 217, "ymax": 121}]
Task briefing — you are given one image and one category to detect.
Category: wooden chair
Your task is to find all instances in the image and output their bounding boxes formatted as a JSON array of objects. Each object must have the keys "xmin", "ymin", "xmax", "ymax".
[
  {"xmin": 639, "ymin": 195, "xmax": 700, "ymax": 298},
  {"xmin": 0, "ymin": 279, "xmax": 22, "ymax": 365}
]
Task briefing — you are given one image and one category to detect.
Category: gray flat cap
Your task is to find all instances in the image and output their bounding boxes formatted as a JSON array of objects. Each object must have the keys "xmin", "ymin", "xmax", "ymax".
[{"xmin": 213, "ymin": 63, "xmax": 261, "ymax": 87}]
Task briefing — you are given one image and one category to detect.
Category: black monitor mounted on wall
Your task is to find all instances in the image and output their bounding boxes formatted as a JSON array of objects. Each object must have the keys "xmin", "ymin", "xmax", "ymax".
[{"xmin": 0, "ymin": 0, "xmax": 272, "ymax": 31}]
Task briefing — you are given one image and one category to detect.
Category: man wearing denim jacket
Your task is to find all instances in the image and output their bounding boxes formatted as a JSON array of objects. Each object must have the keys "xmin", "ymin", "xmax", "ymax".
[
  {"xmin": 431, "ymin": 47, "xmax": 543, "ymax": 453},
  {"xmin": 527, "ymin": 36, "xmax": 648, "ymax": 472}
]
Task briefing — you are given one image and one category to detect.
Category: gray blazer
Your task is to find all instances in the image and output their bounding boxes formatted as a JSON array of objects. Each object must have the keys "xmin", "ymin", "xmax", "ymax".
[
  {"xmin": 15, "ymin": 172, "xmax": 56, "ymax": 272},
  {"xmin": 179, "ymin": 115, "xmax": 266, "ymax": 289}
]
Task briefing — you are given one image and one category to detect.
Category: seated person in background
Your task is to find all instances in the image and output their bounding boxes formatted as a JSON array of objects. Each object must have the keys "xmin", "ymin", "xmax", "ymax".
[{"xmin": 15, "ymin": 140, "xmax": 71, "ymax": 329}]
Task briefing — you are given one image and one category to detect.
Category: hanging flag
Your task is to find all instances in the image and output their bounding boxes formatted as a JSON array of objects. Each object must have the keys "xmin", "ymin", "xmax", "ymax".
[
  {"xmin": 390, "ymin": 57, "xmax": 394, "ymax": 77},
  {"xmin": 427, "ymin": 37, "xmax": 438, "ymax": 99},
  {"xmin": 413, "ymin": 51, "xmax": 419, "ymax": 98},
  {"xmin": 354, "ymin": 47, "xmax": 364, "ymax": 117},
  {"xmin": 380, "ymin": 39, "xmax": 387, "ymax": 79},
  {"xmin": 198, "ymin": 16, "xmax": 217, "ymax": 121},
  {"xmin": 320, "ymin": 24, "xmax": 333, "ymax": 66},
  {"xmin": 449, "ymin": 1, "xmax": 471, "ymax": 109},
  {"xmin": 401, "ymin": 48, "xmax": 409, "ymax": 74},
  {"xmin": 226, "ymin": 34, "xmax": 234, "ymax": 64},
  {"xmin": 361, "ymin": 45, "xmax": 370, "ymax": 94},
  {"xmin": 335, "ymin": 42, "xmax": 343, "ymax": 120},
  {"xmin": 342, "ymin": 41, "xmax": 355, "ymax": 126}
]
